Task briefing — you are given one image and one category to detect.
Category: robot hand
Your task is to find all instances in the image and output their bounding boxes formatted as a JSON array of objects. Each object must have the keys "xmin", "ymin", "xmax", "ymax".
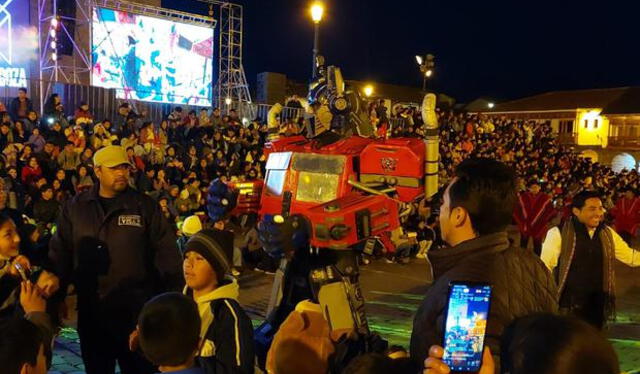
[
  {"xmin": 257, "ymin": 214, "xmax": 310, "ymax": 259},
  {"xmin": 206, "ymin": 179, "xmax": 237, "ymax": 222}
]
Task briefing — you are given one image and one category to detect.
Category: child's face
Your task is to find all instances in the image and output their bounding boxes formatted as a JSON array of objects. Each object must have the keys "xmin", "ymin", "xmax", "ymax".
[
  {"xmin": 0, "ymin": 220, "xmax": 20, "ymax": 258},
  {"xmin": 183, "ymin": 251, "xmax": 218, "ymax": 291}
]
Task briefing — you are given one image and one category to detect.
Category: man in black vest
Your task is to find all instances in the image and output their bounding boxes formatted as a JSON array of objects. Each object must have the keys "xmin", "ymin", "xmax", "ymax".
[{"xmin": 541, "ymin": 190, "xmax": 640, "ymax": 328}]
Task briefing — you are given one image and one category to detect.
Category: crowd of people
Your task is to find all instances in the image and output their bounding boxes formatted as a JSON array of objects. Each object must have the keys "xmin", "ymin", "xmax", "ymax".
[{"xmin": 0, "ymin": 88, "xmax": 638, "ymax": 374}]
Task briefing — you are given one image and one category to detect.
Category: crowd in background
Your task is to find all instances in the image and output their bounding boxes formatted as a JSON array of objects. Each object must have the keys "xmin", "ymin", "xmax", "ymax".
[
  {"xmin": 0, "ymin": 90, "xmax": 270, "ymax": 233},
  {"xmin": 0, "ymin": 91, "xmax": 638, "ymax": 265},
  {"xmin": 0, "ymin": 89, "xmax": 637, "ymax": 374},
  {"xmin": 382, "ymin": 102, "xmax": 640, "ymax": 237}
]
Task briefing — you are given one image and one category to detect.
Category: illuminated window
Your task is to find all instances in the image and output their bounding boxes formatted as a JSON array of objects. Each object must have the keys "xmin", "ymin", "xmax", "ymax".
[
  {"xmin": 265, "ymin": 170, "xmax": 286, "ymax": 196},
  {"xmin": 296, "ymin": 171, "xmax": 339, "ymax": 203}
]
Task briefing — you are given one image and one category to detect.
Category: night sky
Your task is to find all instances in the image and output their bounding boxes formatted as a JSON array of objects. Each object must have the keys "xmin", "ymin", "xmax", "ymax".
[{"xmin": 163, "ymin": 0, "xmax": 640, "ymax": 103}]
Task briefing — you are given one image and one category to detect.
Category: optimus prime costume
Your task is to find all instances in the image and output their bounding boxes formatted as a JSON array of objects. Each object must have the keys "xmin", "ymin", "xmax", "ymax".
[{"xmin": 207, "ymin": 57, "xmax": 440, "ymax": 368}]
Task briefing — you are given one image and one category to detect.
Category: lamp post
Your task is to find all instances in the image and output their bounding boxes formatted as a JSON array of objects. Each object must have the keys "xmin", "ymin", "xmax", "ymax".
[
  {"xmin": 415, "ymin": 54, "xmax": 435, "ymax": 91},
  {"xmin": 310, "ymin": 2, "xmax": 324, "ymax": 78}
]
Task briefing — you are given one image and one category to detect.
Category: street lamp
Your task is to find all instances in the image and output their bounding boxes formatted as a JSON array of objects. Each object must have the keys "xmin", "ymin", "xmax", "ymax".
[
  {"xmin": 363, "ymin": 84, "xmax": 374, "ymax": 98},
  {"xmin": 310, "ymin": 2, "xmax": 324, "ymax": 78},
  {"xmin": 416, "ymin": 54, "xmax": 435, "ymax": 91}
]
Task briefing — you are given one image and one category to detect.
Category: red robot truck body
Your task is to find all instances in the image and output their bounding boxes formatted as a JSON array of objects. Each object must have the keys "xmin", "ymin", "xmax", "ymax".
[{"xmin": 254, "ymin": 134, "xmax": 426, "ymax": 249}]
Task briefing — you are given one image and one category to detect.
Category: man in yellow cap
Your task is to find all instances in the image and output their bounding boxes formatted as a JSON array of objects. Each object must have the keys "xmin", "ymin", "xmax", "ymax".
[{"xmin": 49, "ymin": 145, "xmax": 183, "ymax": 374}]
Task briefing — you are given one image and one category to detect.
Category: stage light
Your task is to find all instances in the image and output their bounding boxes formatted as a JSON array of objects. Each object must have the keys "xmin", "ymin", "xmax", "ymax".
[
  {"xmin": 310, "ymin": 2, "xmax": 324, "ymax": 23},
  {"xmin": 47, "ymin": 118, "xmax": 54, "ymax": 125},
  {"xmin": 487, "ymin": 102, "xmax": 495, "ymax": 109},
  {"xmin": 50, "ymin": 41, "xmax": 57, "ymax": 49},
  {"xmin": 425, "ymin": 69, "xmax": 433, "ymax": 77},
  {"xmin": 415, "ymin": 55, "xmax": 423, "ymax": 66},
  {"xmin": 51, "ymin": 18, "xmax": 59, "ymax": 28},
  {"xmin": 49, "ymin": 29, "xmax": 56, "ymax": 38},
  {"xmin": 225, "ymin": 97, "xmax": 232, "ymax": 105},
  {"xmin": 363, "ymin": 84, "xmax": 374, "ymax": 97},
  {"xmin": 51, "ymin": 52, "xmax": 57, "ymax": 61}
]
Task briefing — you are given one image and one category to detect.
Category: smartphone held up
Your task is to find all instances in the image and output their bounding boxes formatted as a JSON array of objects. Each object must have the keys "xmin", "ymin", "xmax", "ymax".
[{"xmin": 442, "ymin": 282, "xmax": 492, "ymax": 373}]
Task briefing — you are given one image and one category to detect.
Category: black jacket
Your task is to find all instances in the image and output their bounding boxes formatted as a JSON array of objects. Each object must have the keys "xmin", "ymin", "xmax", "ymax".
[
  {"xmin": 9, "ymin": 97, "xmax": 33, "ymax": 121},
  {"xmin": 410, "ymin": 232, "xmax": 558, "ymax": 367},
  {"xmin": 186, "ymin": 279, "xmax": 254, "ymax": 374},
  {"xmin": 49, "ymin": 185, "xmax": 182, "ymax": 303}
]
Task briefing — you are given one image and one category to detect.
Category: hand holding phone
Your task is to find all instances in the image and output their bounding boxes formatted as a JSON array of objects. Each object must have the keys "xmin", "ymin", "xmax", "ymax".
[
  {"xmin": 10, "ymin": 256, "xmax": 31, "ymax": 280},
  {"xmin": 442, "ymin": 282, "xmax": 492, "ymax": 373},
  {"xmin": 423, "ymin": 345, "xmax": 494, "ymax": 374}
]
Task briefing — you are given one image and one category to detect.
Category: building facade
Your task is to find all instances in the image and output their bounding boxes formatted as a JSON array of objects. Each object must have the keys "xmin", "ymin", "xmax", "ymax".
[{"xmin": 484, "ymin": 87, "xmax": 640, "ymax": 171}]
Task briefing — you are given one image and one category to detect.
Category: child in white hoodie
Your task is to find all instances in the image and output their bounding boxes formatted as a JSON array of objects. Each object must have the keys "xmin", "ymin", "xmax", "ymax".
[{"xmin": 182, "ymin": 229, "xmax": 255, "ymax": 374}]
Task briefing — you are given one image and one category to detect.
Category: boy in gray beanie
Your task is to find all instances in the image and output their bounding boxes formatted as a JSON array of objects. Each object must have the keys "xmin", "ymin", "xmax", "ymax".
[{"xmin": 182, "ymin": 229, "xmax": 255, "ymax": 374}]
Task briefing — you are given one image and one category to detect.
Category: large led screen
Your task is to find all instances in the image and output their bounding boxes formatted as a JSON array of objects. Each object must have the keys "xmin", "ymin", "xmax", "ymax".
[
  {"xmin": 0, "ymin": 0, "xmax": 37, "ymax": 88},
  {"xmin": 91, "ymin": 7, "xmax": 213, "ymax": 106}
]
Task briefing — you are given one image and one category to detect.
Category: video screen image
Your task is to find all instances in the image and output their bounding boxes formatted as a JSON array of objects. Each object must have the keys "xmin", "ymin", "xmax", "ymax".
[
  {"xmin": 0, "ymin": 0, "xmax": 37, "ymax": 88},
  {"xmin": 442, "ymin": 284, "xmax": 491, "ymax": 372},
  {"xmin": 91, "ymin": 7, "xmax": 213, "ymax": 106}
]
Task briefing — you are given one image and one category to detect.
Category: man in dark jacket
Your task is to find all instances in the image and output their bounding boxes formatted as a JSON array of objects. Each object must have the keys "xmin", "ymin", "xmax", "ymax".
[
  {"xmin": 410, "ymin": 158, "xmax": 557, "ymax": 368},
  {"xmin": 49, "ymin": 145, "xmax": 183, "ymax": 374},
  {"xmin": 9, "ymin": 88, "xmax": 34, "ymax": 122}
]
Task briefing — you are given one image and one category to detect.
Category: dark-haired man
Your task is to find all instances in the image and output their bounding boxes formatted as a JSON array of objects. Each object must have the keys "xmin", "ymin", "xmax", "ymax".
[
  {"xmin": 541, "ymin": 190, "xmax": 640, "ymax": 328},
  {"xmin": 9, "ymin": 88, "xmax": 33, "ymax": 123},
  {"xmin": 410, "ymin": 158, "xmax": 557, "ymax": 366}
]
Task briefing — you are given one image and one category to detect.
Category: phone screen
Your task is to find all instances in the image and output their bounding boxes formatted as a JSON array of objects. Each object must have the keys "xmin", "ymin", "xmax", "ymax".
[{"xmin": 442, "ymin": 282, "xmax": 492, "ymax": 372}]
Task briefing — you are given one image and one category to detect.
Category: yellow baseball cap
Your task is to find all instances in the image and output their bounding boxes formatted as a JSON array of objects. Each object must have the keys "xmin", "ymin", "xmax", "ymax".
[{"xmin": 93, "ymin": 146, "xmax": 132, "ymax": 168}]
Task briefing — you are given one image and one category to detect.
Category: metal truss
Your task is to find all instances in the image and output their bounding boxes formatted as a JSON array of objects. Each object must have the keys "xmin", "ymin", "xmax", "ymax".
[
  {"xmin": 195, "ymin": 0, "xmax": 252, "ymax": 116},
  {"xmin": 37, "ymin": 0, "xmax": 93, "ymax": 105}
]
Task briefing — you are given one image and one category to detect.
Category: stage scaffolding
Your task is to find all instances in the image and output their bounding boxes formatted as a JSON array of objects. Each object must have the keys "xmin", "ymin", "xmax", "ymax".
[{"xmin": 37, "ymin": 0, "xmax": 253, "ymax": 116}]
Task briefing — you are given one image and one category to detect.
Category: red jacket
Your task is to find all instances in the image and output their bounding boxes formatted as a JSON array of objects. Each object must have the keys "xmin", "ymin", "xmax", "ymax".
[
  {"xmin": 611, "ymin": 197, "xmax": 640, "ymax": 236},
  {"xmin": 513, "ymin": 192, "xmax": 556, "ymax": 239},
  {"xmin": 21, "ymin": 165, "xmax": 43, "ymax": 185}
]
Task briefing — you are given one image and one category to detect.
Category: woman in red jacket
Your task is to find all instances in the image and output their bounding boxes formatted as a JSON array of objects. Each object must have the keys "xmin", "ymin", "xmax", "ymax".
[{"xmin": 21, "ymin": 156, "xmax": 43, "ymax": 186}]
